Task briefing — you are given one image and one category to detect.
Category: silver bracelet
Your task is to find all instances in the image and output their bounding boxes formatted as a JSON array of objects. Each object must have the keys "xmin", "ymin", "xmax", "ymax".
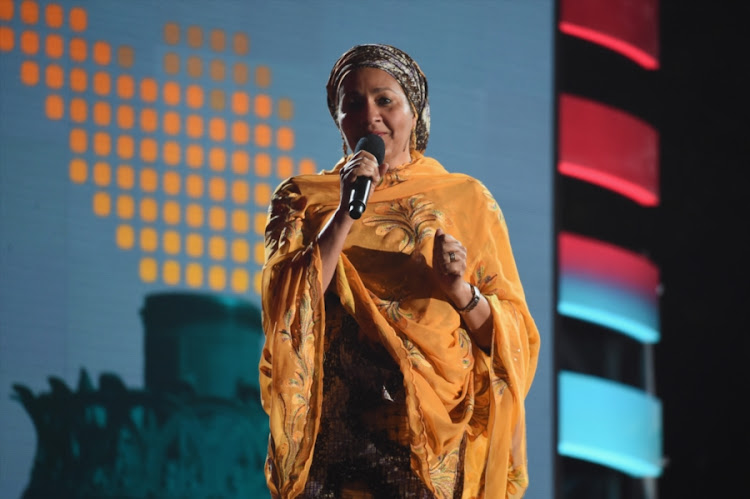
[{"xmin": 456, "ymin": 284, "xmax": 480, "ymax": 315}]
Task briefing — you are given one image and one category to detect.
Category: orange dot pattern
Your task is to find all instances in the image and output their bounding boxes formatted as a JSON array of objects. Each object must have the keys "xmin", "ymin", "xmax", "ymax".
[{"xmin": 3, "ymin": 2, "xmax": 317, "ymax": 296}]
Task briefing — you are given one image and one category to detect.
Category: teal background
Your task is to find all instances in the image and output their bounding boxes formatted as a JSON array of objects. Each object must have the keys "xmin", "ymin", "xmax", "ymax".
[{"xmin": 0, "ymin": 1, "xmax": 554, "ymax": 497}]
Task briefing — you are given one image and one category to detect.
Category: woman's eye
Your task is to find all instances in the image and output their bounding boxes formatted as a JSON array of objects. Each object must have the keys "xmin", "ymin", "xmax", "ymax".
[{"xmin": 377, "ymin": 97, "xmax": 392, "ymax": 105}]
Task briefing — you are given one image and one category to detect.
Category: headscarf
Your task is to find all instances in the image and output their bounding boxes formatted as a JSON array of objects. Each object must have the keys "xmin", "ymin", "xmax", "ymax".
[{"xmin": 326, "ymin": 43, "xmax": 431, "ymax": 152}]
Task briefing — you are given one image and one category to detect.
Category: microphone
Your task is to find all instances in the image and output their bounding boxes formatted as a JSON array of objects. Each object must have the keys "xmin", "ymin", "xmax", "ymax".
[{"xmin": 348, "ymin": 133, "xmax": 385, "ymax": 219}]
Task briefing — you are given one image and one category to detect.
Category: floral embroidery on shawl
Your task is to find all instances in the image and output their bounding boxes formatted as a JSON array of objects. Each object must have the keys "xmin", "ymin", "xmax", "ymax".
[{"xmin": 362, "ymin": 194, "xmax": 443, "ymax": 254}]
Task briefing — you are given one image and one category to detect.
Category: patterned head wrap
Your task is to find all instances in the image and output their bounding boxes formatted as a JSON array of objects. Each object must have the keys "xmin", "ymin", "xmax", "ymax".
[{"xmin": 326, "ymin": 43, "xmax": 430, "ymax": 152}]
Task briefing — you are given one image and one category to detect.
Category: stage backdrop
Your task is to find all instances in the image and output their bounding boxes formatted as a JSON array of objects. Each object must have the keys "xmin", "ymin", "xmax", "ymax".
[{"xmin": 0, "ymin": 0, "xmax": 554, "ymax": 497}]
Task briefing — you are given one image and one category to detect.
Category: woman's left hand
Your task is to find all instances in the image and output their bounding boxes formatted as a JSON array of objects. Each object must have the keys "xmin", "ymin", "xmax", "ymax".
[{"xmin": 432, "ymin": 228, "xmax": 470, "ymax": 303}]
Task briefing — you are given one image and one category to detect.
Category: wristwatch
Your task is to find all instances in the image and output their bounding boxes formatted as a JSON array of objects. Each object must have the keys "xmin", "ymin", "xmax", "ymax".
[{"xmin": 456, "ymin": 284, "xmax": 480, "ymax": 315}]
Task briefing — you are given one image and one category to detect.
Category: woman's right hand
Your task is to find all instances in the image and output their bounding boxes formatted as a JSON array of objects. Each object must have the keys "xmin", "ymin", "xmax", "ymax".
[{"xmin": 338, "ymin": 150, "xmax": 389, "ymax": 214}]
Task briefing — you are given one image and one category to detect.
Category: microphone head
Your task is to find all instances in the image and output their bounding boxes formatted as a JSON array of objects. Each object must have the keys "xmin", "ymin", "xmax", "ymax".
[{"xmin": 354, "ymin": 133, "xmax": 385, "ymax": 164}]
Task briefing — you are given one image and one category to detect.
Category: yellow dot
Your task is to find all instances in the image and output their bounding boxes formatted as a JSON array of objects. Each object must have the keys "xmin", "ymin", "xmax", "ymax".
[
  {"xmin": 276, "ymin": 156, "xmax": 293, "ymax": 178},
  {"xmin": 93, "ymin": 41, "xmax": 110, "ymax": 65},
  {"xmin": 0, "ymin": 27, "xmax": 13, "ymax": 52},
  {"xmin": 70, "ymin": 68, "xmax": 86, "ymax": 91},
  {"xmin": 140, "ymin": 78, "xmax": 158, "ymax": 102},
  {"xmin": 209, "ymin": 89, "xmax": 225, "ymax": 110},
  {"xmin": 231, "ymin": 151, "xmax": 250, "ymax": 175},
  {"xmin": 69, "ymin": 128, "xmax": 87, "ymax": 153},
  {"xmin": 140, "ymin": 227, "xmax": 158, "ymax": 252},
  {"xmin": 140, "ymin": 138, "xmax": 158, "ymax": 163},
  {"xmin": 208, "ymin": 177, "xmax": 226, "ymax": 201},
  {"xmin": 232, "ymin": 32, "xmax": 249, "ymax": 55},
  {"xmin": 164, "ymin": 52, "xmax": 179, "ymax": 75},
  {"xmin": 45, "ymin": 4, "xmax": 63, "ymax": 28},
  {"xmin": 208, "ymin": 265, "xmax": 226, "ymax": 290},
  {"xmin": 254, "ymin": 213, "xmax": 266, "ymax": 235},
  {"xmin": 186, "ymin": 174, "xmax": 203, "ymax": 198},
  {"xmin": 232, "ymin": 121, "xmax": 249, "ymax": 144},
  {"xmin": 186, "ymin": 115, "xmax": 203, "ymax": 138},
  {"xmin": 45, "ymin": 64, "xmax": 64, "ymax": 89},
  {"xmin": 69, "ymin": 38, "xmax": 86, "ymax": 62},
  {"xmin": 163, "ymin": 81, "xmax": 180, "ymax": 106},
  {"xmin": 45, "ymin": 33, "xmax": 63, "ymax": 58},
  {"xmin": 208, "ymin": 118, "xmax": 226, "ymax": 142},
  {"xmin": 93, "ymin": 101, "xmax": 111, "ymax": 126},
  {"xmin": 231, "ymin": 239, "xmax": 249, "ymax": 263},
  {"xmin": 231, "ymin": 268, "xmax": 249, "ymax": 292},
  {"xmin": 20, "ymin": 1, "xmax": 38, "ymax": 24},
  {"xmin": 163, "ymin": 200, "xmax": 180, "ymax": 225},
  {"xmin": 116, "ymin": 105, "xmax": 134, "ymax": 129},
  {"xmin": 186, "ymin": 56, "xmax": 201, "ymax": 78},
  {"xmin": 93, "ymin": 161, "xmax": 110, "ymax": 186},
  {"xmin": 116, "ymin": 195, "xmax": 134, "ymax": 219},
  {"xmin": 0, "ymin": 0, "xmax": 13, "ymax": 21},
  {"xmin": 231, "ymin": 180, "xmax": 249, "ymax": 204},
  {"xmin": 255, "ymin": 65, "xmax": 271, "ymax": 87},
  {"xmin": 208, "ymin": 206, "xmax": 226, "ymax": 230},
  {"xmin": 117, "ymin": 166, "xmax": 134, "ymax": 189},
  {"xmin": 186, "ymin": 263, "xmax": 203, "ymax": 287},
  {"xmin": 232, "ymin": 92, "xmax": 249, "ymax": 115},
  {"xmin": 140, "ymin": 108, "xmax": 158, "ymax": 132},
  {"xmin": 140, "ymin": 167, "xmax": 158, "ymax": 192},
  {"xmin": 254, "ymin": 94, "xmax": 271, "ymax": 118},
  {"xmin": 208, "ymin": 148, "xmax": 226, "ymax": 171},
  {"xmin": 254, "ymin": 183, "xmax": 271, "ymax": 206},
  {"xmin": 140, "ymin": 198, "xmax": 157, "ymax": 222},
  {"xmin": 186, "ymin": 204, "xmax": 204, "ymax": 228},
  {"xmin": 186, "ymin": 84, "xmax": 203, "ymax": 108},
  {"xmin": 93, "ymin": 191, "xmax": 110, "ymax": 217},
  {"xmin": 208, "ymin": 236, "xmax": 226, "ymax": 260},
  {"xmin": 163, "ymin": 22, "xmax": 179, "ymax": 45},
  {"xmin": 254, "ymin": 124, "xmax": 271, "ymax": 148},
  {"xmin": 70, "ymin": 98, "xmax": 86, "ymax": 122},
  {"xmin": 163, "ymin": 171, "xmax": 180, "ymax": 195},
  {"xmin": 254, "ymin": 153, "xmax": 270, "ymax": 177},
  {"xmin": 20, "ymin": 30, "xmax": 38, "ymax": 55},
  {"xmin": 277, "ymin": 127, "xmax": 294, "ymax": 151},
  {"xmin": 163, "ymin": 260, "xmax": 180, "ymax": 285},
  {"xmin": 117, "ymin": 135, "xmax": 134, "ymax": 159},
  {"xmin": 117, "ymin": 45, "xmax": 134, "ymax": 68},
  {"xmin": 163, "ymin": 141, "xmax": 180, "ymax": 166},
  {"xmin": 69, "ymin": 158, "xmax": 87, "ymax": 183},
  {"xmin": 210, "ymin": 29, "xmax": 225, "ymax": 51},
  {"xmin": 232, "ymin": 63, "xmax": 248, "ymax": 85},
  {"xmin": 93, "ymin": 71, "xmax": 111, "ymax": 96},
  {"xmin": 187, "ymin": 25, "xmax": 202, "ymax": 48},
  {"xmin": 140, "ymin": 257, "xmax": 157, "ymax": 282},
  {"xmin": 186, "ymin": 233, "xmax": 203, "ymax": 257},
  {"xmin": 116, "ymin": 75, "xmax": 134, "ymax": 99},
  {"xmin": 163, "ymin": 111, "xmax": 180, "ymax": 135},
  {"xmin": 278, "ymin": 98, "xmax": 294, "ymax": 120},
  {"xmin": 116, "ymin": 224, "xmax": 134, "ymax": 249},
  {"xmin": 45, "ymin": 94, "xmax": 63, "ymax": 120},
  {"xmin": 210, "ymin": 59, "xmax": 225, "ymax": 81},
  {"xmin": 69, "ymin": 6, "xmax": 86, "ymax": 32},
  {"xmin": 231, "ymin": 210, "xmax": 249, "ymax": 233},
  {"xmin": 163, "ymin": 230, "xmax": 180, "ymax": 254},
  {"xmin": 20, "ymin": 60, "xmax": 39, "ymax": 85},
  {"xmin": 254, "ymin": 271, "xmax": 262, "ymax": 294},
  {"xmin": 186, "ymin": 144, "xmax": 203, "ymax": 168},
  {"xmin": 254, "ymin": 242, "xmax": 264, "ymax": 264}
]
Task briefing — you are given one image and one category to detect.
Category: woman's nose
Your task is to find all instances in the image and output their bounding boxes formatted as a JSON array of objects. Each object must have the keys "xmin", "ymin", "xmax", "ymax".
[{"xmin": 364, "ymin": 100, "xmax": 381, "ymax": 123}]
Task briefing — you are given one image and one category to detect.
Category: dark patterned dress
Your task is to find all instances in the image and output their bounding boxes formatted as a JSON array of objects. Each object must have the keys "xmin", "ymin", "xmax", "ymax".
[{"xmin": 301, "ymin": 303, "xmax": 464, "ymax": 498}]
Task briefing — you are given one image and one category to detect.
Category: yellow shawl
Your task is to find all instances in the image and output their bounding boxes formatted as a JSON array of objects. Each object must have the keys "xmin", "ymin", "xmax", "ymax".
[{"xmin": 259, "ymin": 152, "xmax": 540, "ymax": 498}]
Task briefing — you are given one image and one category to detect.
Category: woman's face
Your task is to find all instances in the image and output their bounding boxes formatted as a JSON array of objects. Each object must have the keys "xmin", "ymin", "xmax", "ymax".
[{"xmin": 337, "ymin": 67, "xmax": 417, "ymax": 168}]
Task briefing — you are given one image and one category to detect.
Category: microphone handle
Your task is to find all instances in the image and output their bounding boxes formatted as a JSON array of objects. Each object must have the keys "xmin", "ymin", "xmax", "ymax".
[{"xmin": 348, "ymin": 176, "xmax": 372, "ymax": 219}]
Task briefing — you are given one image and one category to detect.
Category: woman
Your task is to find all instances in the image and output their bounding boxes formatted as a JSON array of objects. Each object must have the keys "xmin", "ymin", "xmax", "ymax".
[{"xmin": 259, "ymin": 44, "xmax": 540, "ymax": 498}]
